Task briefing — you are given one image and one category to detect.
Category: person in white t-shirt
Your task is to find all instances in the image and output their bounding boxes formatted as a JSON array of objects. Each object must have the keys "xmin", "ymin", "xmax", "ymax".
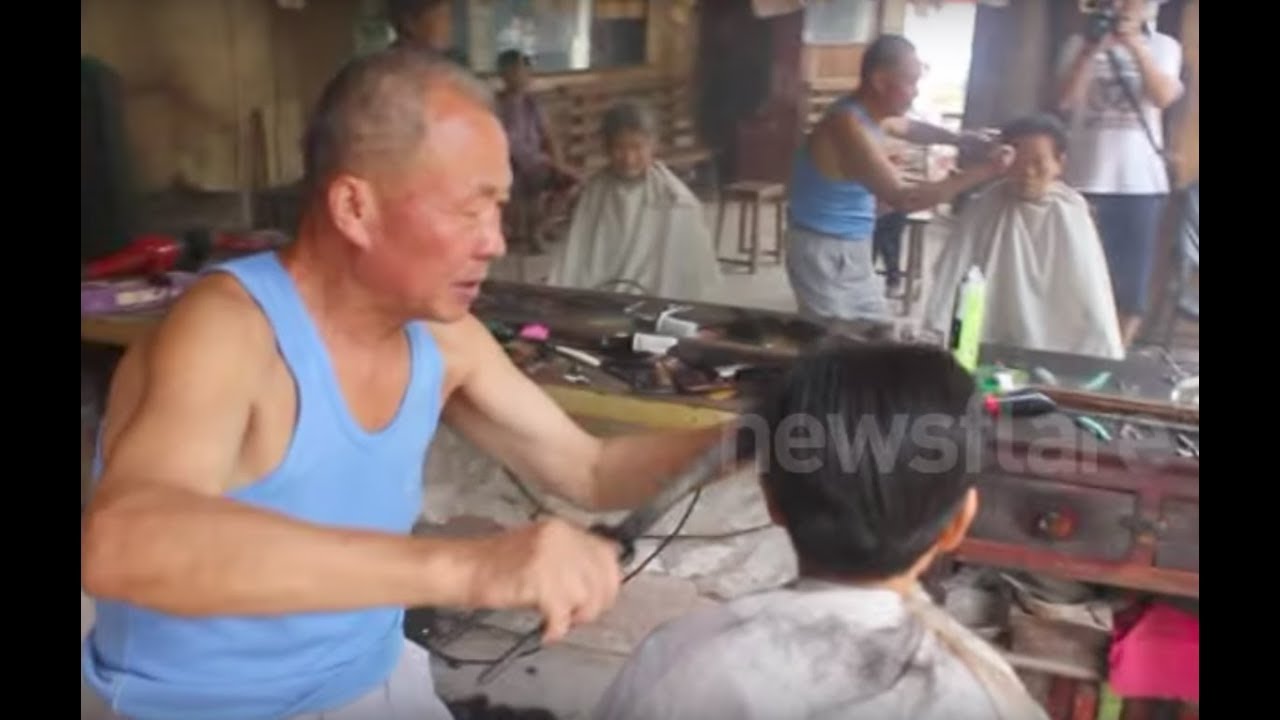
[{"xmin": 1056, "ymin": 0, "xmax": 1183, "ymax": 347}]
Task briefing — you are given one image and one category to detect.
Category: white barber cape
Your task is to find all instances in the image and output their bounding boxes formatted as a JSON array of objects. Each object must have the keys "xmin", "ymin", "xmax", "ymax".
[
  {"xmin": 594, "ymin": 581, "xmax": 1047, "ymax": 720},
  {"xmin": 922, "ymin": 180, "xmax": 1125, "ymax": 359},
  {"xmin": 547, "ymin": 162, "xmax": 723, "ymax": 302}
]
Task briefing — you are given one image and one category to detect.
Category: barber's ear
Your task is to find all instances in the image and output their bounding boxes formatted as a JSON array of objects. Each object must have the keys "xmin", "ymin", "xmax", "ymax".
[
  {"xmin": 327, "ymin": 175, "xmax": 380, "ymax": 251},
  {"xmin": 936, "ymin": 488, "xmax": 979, "ymax": 553}
]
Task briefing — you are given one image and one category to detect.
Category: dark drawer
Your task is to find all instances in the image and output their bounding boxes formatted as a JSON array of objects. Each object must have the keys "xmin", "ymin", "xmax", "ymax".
[
  {"xmin": 1155, "ymin": 498, "xmax": 1198, "ymax": 572},
  {"xmin": 969, "ymin": 475, "xmax": 1138, "ymax": 562}
]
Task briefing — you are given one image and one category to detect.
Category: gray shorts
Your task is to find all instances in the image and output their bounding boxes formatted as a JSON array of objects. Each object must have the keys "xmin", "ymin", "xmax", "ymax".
[
  {"xmin": 784, "ymin": 226, "xmax": 889, "ymax": 322},
  {"xmin": 86, "ymin": 640, "xmax": 453, "ymax": 720}
]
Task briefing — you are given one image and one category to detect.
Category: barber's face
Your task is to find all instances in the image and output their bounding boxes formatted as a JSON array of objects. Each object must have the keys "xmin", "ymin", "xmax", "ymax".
[
  {"xmin": 340, "ymin": 93, "xmax": 510, "ymax": 322},
  {"xmin": 874, "ymin": 54, "xmax": 922, "ymax": 116},
  {"xmin": 1008, "ymin": 135, "xmax": 1063, "ymax": 202},
  {"xmin": 608, "ymin": 130, "xmax": 654, "ymax": 180}
]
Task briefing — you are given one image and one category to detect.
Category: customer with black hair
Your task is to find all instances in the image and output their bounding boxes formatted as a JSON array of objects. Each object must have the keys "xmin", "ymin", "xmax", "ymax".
[
  {"xmin": 922, "ymin": 113, "xmax": 1124, "ymax": 359},
  {"xmin": 547, "ymin": 100, "xmax": 722, "ymax": 301},
  {"xmin": 596, "ymin": 344, "xmax": 1047, "ymax": 720},
  {"xmin": 496, "ymin": 48, "xmax": 580, "ymax": 253}
]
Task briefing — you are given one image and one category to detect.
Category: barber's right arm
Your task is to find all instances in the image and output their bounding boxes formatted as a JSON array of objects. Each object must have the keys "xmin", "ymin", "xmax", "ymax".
[
  {"xmin": 80, "ymin": 278, "xmax": 615, "ymax": 642},
  {"xmin": 829, "ymin": 113, "xmax": 1012, "ymax": 215}
]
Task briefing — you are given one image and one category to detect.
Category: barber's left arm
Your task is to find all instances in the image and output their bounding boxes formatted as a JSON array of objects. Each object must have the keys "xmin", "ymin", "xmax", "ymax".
[
  {"xmin": 1119, "ymin": 31, "xmax": 1184, "ymax": 109},
  {"xmin": 883, "ymin": 117, "xmax": 996, "ymax": 157},
  {"xmin": 435, "ymin": 316, "xmax": 732, "ymax": 512}
]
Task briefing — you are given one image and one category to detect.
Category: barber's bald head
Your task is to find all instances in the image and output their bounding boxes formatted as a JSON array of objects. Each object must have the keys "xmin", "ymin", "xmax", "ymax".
[
  {"xmin": 302, "ymin": 47, "xmax": 492, "ymax": 194},
  {"xmin": 299, "ymin": 47, "xmax": 509, "ymax": 322},
  {"xmin": 858, "ymin": 34, "xmax": 921, "ymax": 117}
]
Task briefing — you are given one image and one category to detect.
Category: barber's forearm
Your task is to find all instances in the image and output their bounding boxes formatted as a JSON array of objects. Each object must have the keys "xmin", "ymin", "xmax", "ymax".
[
  {"xmin": 586, "ymin": 424, "xmax": 730, "ymax": 511},
  {"xmin": 900, "ymin": 120, "xmax": 961, "ymax": 147},
  {"xmin": 82, "ymin": 485, "xmax": 484, "ymax": 616},
  {"xmin": 887, "ymin": 165, "xmax": 997, "ymax": 214}
]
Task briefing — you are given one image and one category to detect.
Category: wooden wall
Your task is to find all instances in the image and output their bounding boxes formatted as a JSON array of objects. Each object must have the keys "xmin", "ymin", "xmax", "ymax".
[
  {"xmin": 801, "ymin": 45, "xmax": 866, "ymax": 86},
  {"xmin": 798, "ymin": 0, "xmax": 898, "ymax": 88},
  {"xmin": 81, "ymin": 0, "xmax": 360, "ymax": 194},
  {"xmin": 1171, "ymin": 0, "xmax": 1198, "ymax": 185},
  {"xmin": 517, "ymin": 0, "xmax": 695, "ymax": 93},
  {"xmin": 81, "ymin": 0, "xmax": 696, "ymax": 196},
  {"xmin": 963, "ymin": 0, "xmax": 1056, "ymax": 130}
]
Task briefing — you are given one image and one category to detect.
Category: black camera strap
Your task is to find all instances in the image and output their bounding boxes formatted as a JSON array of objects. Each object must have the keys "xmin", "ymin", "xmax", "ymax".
[{"xmin": 1103, "ymin": 44, "xmax": 1172, "ymax": 172}]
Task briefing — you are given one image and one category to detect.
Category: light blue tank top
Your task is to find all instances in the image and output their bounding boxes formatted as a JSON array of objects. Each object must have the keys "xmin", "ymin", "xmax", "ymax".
[
  {"xmin": 82, "ymin": 251, "xmax": 446, "ymax": 720},
  {"xmin": 787, "ymin": 96, "xmax": 882, "ymax": 240}
]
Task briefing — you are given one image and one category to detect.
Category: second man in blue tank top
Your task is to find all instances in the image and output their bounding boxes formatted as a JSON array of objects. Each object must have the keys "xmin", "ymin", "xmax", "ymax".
[{"xmin": 785, "ymin": 35, "xmax": 1014, "ymax": 324}]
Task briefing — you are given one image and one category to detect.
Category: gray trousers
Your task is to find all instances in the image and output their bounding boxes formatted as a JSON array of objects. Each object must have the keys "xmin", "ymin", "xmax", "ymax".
[
  {"xmin": 86, "ymin": 640, "xmax": 453, "ymax": 720},
  {"xmin": 784, "ymin": 226, "xmax": 889, "ymax": 322}
]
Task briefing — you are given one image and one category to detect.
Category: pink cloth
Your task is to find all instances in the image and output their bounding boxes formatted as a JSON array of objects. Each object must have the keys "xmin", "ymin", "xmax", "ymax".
[
  {"xmin": 1108, "ymin": 603, "xmax": 1199, "ymax": 702},
  {"xmin": 518, "ymin": 323, "xmax": 550, "ymax": 342}
]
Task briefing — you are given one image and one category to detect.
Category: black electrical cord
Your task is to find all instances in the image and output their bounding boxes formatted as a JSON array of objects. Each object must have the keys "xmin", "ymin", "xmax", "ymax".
[
  {"xmin": 624, "ymin": 487, "xmax": 702, "ymax": 582},
  {"xmin": 1103, "ymin": 45, "xmax": 1168, "ymax": 166},
  {"xmin": 502, "ymin": 469, "xmax": 774, "ymax": 541},
  {"xmin": 635, "ymin": 525, "xmax": 774, "ymax": 542},
  {"xmin": 423, "ymin": 642, "xmax": 543, "ymax": 669},
  {"xmin": 417, "ymin": 471, "xmax": 708, "ymax": 669}
]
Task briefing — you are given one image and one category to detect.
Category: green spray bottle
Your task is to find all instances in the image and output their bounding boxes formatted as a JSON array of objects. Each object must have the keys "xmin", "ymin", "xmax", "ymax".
[{"xmin": 949, "ymin": 266, "xmax": 987, "ymax": 372}]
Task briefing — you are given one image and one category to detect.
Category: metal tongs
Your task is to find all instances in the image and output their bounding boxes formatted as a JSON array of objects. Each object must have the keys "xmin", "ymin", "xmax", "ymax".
[{"xmin": 475, "ymin": 426, "xmax": 755, "ymax": 685}]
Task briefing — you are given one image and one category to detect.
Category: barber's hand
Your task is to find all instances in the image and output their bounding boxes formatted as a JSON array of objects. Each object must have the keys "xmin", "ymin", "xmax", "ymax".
[
  {"xmin": 985, "ymin": 145, "xmax": 1015, "ymax": 176},
  {"xmin": 958, "ymin": 130, "xmax": 998, "ymax": 163},
  {"xmin": 469, "ymin": 518, "xmax": 622, "ymax": 643}
]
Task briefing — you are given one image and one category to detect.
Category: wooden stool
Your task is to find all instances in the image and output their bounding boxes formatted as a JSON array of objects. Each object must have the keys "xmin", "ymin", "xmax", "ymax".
[
  {"xmin": 892, "ymin": 210, "xmax": 931, "ymax": 316},
  {"xmin": 715, "ymin": 181, "xmax": 786, "ymax": 274}
]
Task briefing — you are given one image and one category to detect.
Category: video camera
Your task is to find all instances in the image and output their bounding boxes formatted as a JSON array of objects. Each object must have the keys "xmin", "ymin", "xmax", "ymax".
[{"xmin": 1080, "ymin": 0, "xmax": 1120, "ymax": 43}]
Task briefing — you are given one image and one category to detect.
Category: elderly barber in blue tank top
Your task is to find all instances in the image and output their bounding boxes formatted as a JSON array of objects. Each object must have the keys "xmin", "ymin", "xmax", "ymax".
[
  {"xmin": 786, "ymin": 34, "xmax": 1014, "ymax": 323},
  {"xmin": 80, "ymin": 49, "xmax": 737, "ymax": 720}
]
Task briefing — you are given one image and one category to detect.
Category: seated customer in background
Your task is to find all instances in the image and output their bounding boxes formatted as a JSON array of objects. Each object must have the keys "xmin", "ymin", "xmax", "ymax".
[
  {"xmin": 922, "ymin": 114, "xmax": 1125, "ymax": 359},
  {"xmin": 386, "ymin": 0, "xmax": 465, "ymax": 64},
  {"xmin": 546, "ymin": 101, "xmax": 722, "ymax": 301},
  {"xmin": 596, "ymin": 344, "xmax": 1048, "ymax": 720},
  {"xmin": 496, "ymin": 49, "xmax": 580, "ymax": 252}
]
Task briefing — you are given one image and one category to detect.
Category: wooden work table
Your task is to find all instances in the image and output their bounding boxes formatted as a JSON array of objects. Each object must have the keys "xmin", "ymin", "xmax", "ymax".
[
  {"xmin": 80, "ymin": 281, "xmax": 798, "ymax": 429},
  {"xmin": 81, "ymin": 282, "xmax": 1198, "ymax": 599}
]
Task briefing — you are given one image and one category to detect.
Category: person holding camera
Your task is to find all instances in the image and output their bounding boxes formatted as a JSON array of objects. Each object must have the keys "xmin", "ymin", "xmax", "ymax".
[{"xmin": 1056, "ymin": 0, "xmax": 1183, "ymax": 348}]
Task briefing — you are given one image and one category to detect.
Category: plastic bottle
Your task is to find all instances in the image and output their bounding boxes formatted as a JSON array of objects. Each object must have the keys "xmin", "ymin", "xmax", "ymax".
[{"xmin": 950, "ymin": 266, "xmax": 987, "ymax": 372}]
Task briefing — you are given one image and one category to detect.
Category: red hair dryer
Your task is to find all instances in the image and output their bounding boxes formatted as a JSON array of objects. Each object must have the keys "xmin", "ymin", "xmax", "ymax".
[{"xmin": 82, "ymin": 234, "xmax": 183, "ymax": 280}]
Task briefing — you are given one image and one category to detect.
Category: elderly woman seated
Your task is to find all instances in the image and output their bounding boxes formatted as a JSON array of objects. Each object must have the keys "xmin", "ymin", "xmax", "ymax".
[
  {"xmin": 922, "ymin": 114, "xmax": 1125, "ymax": 359},
  {"xmin": 546, "ymin": 101, "xmax": 722, "ymax": 302}
]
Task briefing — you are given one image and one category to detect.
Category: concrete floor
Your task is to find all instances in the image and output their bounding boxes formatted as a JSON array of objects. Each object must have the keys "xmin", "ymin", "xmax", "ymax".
[{"xmin": 79, "ymin": 200, "xmax": 1198, "ymax": 718}]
